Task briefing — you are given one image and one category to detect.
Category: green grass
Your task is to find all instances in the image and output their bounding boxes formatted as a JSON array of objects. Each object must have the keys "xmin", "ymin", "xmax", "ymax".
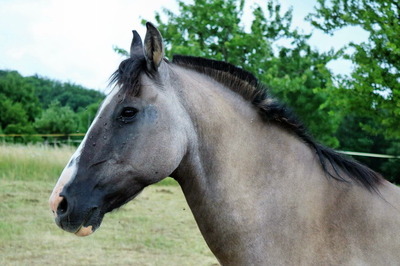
[
  {"xmin": 0, "ymin": 143, "xmax": 179, "ymax": 186},
  {"xmin": 0, "ymin": 144, "xmax": 75, "ymax": 181},
  {"xmin": 0, "ymin": 144, "xmax": 218, "ymax": 265}
]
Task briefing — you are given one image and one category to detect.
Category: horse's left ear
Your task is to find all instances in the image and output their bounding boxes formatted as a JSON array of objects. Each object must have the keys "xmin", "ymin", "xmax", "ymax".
[{"xmin": 144, "ymin": 22, "xmax": 164, "ymax": 72}]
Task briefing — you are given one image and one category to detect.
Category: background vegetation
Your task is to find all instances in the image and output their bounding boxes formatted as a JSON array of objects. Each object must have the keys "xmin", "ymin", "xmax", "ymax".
[
  {"xmin": 0, "ymin": 1, "xmax": 399, "ymax": 264},
  {"xmin": 2, "ymin": 0, "xmax": 399, "ymax": 182},
  {"xmin": 0, "ymin": 70, "xmax": 104, "ymax": 142},
  {"xmin": 0, "ymin": 144, "xmax": 217, "ymax": 265}
]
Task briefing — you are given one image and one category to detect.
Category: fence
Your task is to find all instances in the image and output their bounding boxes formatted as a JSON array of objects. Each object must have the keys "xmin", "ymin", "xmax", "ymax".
[
  {"xmin": 338, "ymin": 151, "xmax": 400, "ymax": 159},
  {"xmin": 0, "ymin": 133, "xmax": 85, "ymax": 145},
  {"xmin": 0, "ymin": 134, "xmax": 399, "ymax": 159}
]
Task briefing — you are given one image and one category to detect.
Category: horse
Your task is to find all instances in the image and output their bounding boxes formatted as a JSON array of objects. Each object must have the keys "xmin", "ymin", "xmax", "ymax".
[{"xmin": 49, "ymin": 22, "xmax": 400, "ymax": 265}]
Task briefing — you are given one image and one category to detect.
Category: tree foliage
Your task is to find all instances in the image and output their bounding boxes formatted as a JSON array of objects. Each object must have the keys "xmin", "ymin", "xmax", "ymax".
[
  {"xmin": 0, "ymin": 71, "xmax": 41, "ymax": 129},
  {"xmin": 306, "ymin": 0, "xmax": 400, "ymax": 181},
  {"xmin": 150, "ymin": 0, "xmax": 342, "ymax": 147},
  {"xmin": 264, "ymin": 41, "xmax": 341, "ymax": 146},
  {"xmin": 307, "ymin": 0, "xmax": 400, "ymax": 138},
  {"xmin": 26, "ymin": 75, "xmax": 104, "ymax": 112},
  {"xmin": 155, "ymin": 0, "xmax": 246, "ymax": 62},
  {"xmin": 34, "ymin": 101, "xmax": 78, "ymax": 134},
  {"xmin": 0, "ymin": 70, "xmax": 105, "ymax": 140}
]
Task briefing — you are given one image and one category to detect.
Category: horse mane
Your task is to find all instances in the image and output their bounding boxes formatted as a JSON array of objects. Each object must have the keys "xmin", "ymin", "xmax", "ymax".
[
  {"xmin": 172, "ymin": 55, "xmax": 383, "ymax": 192},
  {"xmin": 109, "ymin": 55, "xmax": 147, "ymax": 96}
]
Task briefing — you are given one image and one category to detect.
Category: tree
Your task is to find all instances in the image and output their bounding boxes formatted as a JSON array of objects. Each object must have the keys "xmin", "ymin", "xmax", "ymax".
[
  {"xmin": 34, "ymin": 101, "xmax": 78, "ymax": 134},
  {"xmin": 0, "ymin": 69, "xmax": 104, "ymax": 144},
  {"xmin": 335, "ymin": 114, "xmax": 399, "ymax": 182},
  {"xmin": 263, "ymin": 40, "xmax": 342, "ymax": 147},
  {"xmin": 307, "ymin": 0, "xmax": 400, "ymax": 139},
  {"xmin": 152, "ymin": 0, "xmax": 295, "ymax": 70},
  {"xmin": 306, "ymin": 0, "xmax": 400, "ymax": 181},
  {"xmin": 154, "ymin": 0, "xmax": 246, "ymax": 61},
  {"xmin": 0, "ymin": 71, "xmax": 41, "ymax": 128},
  {"xmin": 77, "ymin": 100, "xmax": 103, "ymax": 132},
  {"xmin": 148, "ymin": 0, "xmax": 343, "ymax": 146},
  {"xmin": 0, "ymin": 94, "xmax": 28, "ymax": 130},
  {"xmin": 26, "ymin": 75, "xmax": 104, "ymax": 111}
]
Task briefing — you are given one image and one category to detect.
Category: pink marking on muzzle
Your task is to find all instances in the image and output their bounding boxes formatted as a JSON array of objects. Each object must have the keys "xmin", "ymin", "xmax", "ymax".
[
  {"xmin": 75, "ymin": 225, "xmax": 94, "ymax": 237},
  {"xmin": 49, "ymin": 165, "xmax": 75, "ymax": 217},
  {"xmin": 49, "ymin": 186, "xmax": 64, "ymax": 217}
]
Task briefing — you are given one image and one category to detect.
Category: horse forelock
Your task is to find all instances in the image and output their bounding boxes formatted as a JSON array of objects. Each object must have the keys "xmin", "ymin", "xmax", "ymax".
[
  {"xmin": 172, "ymin": 55, "xmax": 383, "ymax": 192},
  {"xmin": 109, "ymin": 56, "xmax": 147, "ymax": 96}
]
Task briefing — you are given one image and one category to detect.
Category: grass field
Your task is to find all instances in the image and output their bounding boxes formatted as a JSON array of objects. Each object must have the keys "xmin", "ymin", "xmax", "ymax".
[{"xmin": 0, "ymin": 144, "xmax": 218, "ymax": 265}]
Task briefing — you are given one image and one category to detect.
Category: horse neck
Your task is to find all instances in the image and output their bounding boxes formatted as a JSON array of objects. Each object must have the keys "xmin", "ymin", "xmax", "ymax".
[
  {"xmin": 171, "ymin": 66, "xmax": 325, "ymax": 262},
  {"xmin": 172, "ymin": 65, "xmax": 319, "ymax": 193}
]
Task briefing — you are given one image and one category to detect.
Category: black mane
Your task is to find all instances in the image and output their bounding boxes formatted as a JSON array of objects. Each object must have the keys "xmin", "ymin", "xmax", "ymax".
[{"xmin": 172, "ymin": 55, "xmax": 383, "ymax": 192}]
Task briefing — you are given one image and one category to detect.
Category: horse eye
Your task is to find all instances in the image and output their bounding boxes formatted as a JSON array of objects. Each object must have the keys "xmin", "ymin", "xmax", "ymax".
[{"xmin": 120, "ymin": 107, "xmax": 138, "ymax": 118}]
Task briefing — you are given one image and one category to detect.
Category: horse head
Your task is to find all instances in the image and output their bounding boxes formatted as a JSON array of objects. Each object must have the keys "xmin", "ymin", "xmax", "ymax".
[{"xmin": 49, "ymin": 23, "xmax": 190, "ymax": 236}]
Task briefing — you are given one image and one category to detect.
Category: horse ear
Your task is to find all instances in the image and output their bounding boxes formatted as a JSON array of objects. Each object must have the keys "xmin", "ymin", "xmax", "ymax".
[
  {"xmin": 144, "ymin": 22, "xmax": 164, "ymax": 72},
  {"xmin": 130, "ymin": 30, "xmax": 143, "ymax": 58}
]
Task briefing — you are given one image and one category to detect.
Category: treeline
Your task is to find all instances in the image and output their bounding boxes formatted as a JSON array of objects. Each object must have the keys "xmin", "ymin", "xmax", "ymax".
[
  {"xmin": 143, "ymin": 0, "xmax": 398, "ymax": 182},
  {"xmin": 0, "ymin": 70, "xmax": 105, "ymax": 142}
]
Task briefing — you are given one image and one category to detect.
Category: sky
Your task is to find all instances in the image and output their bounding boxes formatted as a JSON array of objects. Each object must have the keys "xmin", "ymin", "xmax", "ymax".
[{"xmin": 0, "ymin": 0, "xmax": 369, "ymax": 92}]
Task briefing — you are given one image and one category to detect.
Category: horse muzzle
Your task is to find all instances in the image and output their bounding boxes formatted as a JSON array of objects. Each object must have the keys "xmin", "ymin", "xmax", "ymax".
[{"xmin": 50, "ymin": 185, "xmax": 104, "ymax": 237}]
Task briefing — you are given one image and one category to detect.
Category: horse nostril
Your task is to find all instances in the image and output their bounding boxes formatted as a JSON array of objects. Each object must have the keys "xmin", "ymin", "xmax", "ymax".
[{"xmin": 57, "ymin": 197, "xmax": 68, "ymax": 215}]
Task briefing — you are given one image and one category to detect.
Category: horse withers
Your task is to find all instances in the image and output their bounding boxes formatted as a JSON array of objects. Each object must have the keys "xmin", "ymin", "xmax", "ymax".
[{"xmin": 49, "ymin": 22, "xmax": 400, "ymax": 265}]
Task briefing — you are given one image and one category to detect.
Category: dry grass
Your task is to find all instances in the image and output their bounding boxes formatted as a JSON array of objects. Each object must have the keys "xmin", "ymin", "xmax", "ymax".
[{"xmin": 0, "ymin": 144, "xmax": 218, "ymax": 265}]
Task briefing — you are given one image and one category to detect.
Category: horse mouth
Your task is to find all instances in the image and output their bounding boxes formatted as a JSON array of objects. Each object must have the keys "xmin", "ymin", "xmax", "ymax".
[
  {"xmin": 75, "ymin": 225, "xmax": 94, "ymax": 237},
  {"xmin": 74, "ymin": 207, "xmax": 103, "ymax": 237},
  {"xmin": 56, "ymin": 206, "xmax": 104, "ymax": 237}
]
